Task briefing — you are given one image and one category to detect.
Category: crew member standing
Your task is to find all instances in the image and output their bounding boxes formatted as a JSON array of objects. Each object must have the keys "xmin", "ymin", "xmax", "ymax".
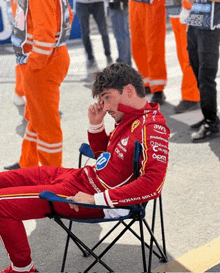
[
  {"xmin": 166, "ymin": 0, "xmax": 200, "ymax": 113},
  {"xmin": 4, "ymin": 0, "xmax": 73, "ymax": 169},
  {"xmin": 129, "ymin": 0, "xmax": 167, "ymax": 104}
]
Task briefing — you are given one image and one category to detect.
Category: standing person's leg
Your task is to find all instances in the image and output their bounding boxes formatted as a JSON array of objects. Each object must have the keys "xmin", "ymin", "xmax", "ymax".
[
  {"xmin": 188, "ymin": 27, "xmax": 220, "ymax": 140},
  {"xmin": 198, "ymin": 29, "xmax": 220, "ymax": 123},
  {"xmin": 14, "ymin": 65, "xmax": 26, "ymax": 106},
  {"xmin": 76, "ymin": 2, "xmax": 94, "ymax": 61},
  {"xmin": 19, "ymin": 46, "xmax": 70, "ymax": 167},
  {"xmin": 146, "ymin": 0, "xmax": 167, "ymax": 96},
  {"xmin": 109, "ymin": 6, "xmax": 124, "ymax": 63},
  {"xmin": 129, "ymin": 1, "xmax": 150, "ymax": 89},
  {"xmin": 92, "ymin": 2, "xmax": 112, "ymax": 63},
  {"xmin": 170, "ymin": 17, "xmax": 200, "ymax": 113},
  {"xmin": 122, "ymin": 6, "xmax": 131, "ymax": 66}
]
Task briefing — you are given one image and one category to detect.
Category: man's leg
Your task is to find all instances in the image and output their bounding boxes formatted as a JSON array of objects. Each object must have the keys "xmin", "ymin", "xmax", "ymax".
[
  {"xmin": 122, "ymin": 7, "xmax": 131, "ymax": 66},
  {"xmin": 198, "ymin": 28, "xmax": 220, "ymax": 123},
  {"xmin": 19, "ymin": 46, "xmax": 70, "ymax": 167},
  {"xmin": 109, "ymin": 7, "xmax": 124, "ymax": 62},
  {"xmin": 92, "ymin": 2, "xmax": 111, "ymax": 58},
  {"xmin": 0, "ymin": 167, "xmax": 103, "ymax": 268},
  {"xmin": 76, "ymin": 2, "xmax": 94, "ymax": 60}
]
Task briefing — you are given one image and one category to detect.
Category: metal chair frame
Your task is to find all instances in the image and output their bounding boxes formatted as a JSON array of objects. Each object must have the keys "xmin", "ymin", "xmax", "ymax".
[{"xmin": 39, "ymin": 142, "xmax": 167, "ymax": 272}]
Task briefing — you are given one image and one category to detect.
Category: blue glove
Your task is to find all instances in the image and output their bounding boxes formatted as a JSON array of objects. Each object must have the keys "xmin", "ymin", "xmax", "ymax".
[{"xmin": 16, "ymin": 54, "xmax": 29, "ymax": 65}]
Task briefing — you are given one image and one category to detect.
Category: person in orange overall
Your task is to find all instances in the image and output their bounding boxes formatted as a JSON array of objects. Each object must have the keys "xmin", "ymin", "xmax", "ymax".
[
  {"xmin": 166, "ymin": 0, "xmax": 200, "ymax": 113},
  {"xmin": 5, "ymin": 0, "xmax": 26, "ymax": 106},
  {"xmin": 4, "ymin": 0, "xmax": 73, "ymax": 170},
  {"xmin": 129, "ymin": 0, "xmax": 167, "ymax": 104}
]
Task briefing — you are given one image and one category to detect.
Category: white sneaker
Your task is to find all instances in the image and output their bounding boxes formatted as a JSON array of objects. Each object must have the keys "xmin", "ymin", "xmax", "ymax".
[{"xmin": 13, "ymin": 94, "xmax": 26, "ymax": 106}]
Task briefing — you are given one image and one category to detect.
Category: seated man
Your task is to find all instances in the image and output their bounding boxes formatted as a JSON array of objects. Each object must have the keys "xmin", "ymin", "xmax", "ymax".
[{"xmin": 0, "ymin": 63, "xmax": 170, "ymax": 273}]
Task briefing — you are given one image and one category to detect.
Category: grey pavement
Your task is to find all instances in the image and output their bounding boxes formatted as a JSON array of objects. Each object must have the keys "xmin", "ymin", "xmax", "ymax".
[{"xmin": 0, "ymin": 22, "xmax": 220, "ymax": 272}]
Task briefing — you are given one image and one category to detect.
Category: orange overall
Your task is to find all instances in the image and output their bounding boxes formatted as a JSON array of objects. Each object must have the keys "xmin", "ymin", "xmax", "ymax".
[
  {"xmin": 129, "ymin": 0, "xmax": 167, "ymax": 93},
  {"xmin": 12, "ymin": 0, "xmax": 73, "ymax": 167},
  {"xmin": 10, "ymin": 0, "xmax": 25, "ymax": 97},
  {"xmin": 169, "ymin": 0, "xmax": 200, "ymax": 101}
]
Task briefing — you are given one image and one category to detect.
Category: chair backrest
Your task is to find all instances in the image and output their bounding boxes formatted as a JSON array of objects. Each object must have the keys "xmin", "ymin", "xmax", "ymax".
[{"xmin": 78, "ymin": 141, "xmax": 142, "ymax": 178}]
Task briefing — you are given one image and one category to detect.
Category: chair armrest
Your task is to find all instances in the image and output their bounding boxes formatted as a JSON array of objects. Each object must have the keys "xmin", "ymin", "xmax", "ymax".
[{"xmin": 39, "ymin": 190, "xmax": 133, "ymax": 210}]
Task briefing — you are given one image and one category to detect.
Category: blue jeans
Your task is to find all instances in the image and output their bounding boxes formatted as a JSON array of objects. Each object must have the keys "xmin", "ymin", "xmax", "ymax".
[
  {"xmin": 76, "ymin": 1, "xmax": 111, "ymax": 60},
  {"xmin": 109, "ymin": 6, "xmax": 131, "ymax": 65}
]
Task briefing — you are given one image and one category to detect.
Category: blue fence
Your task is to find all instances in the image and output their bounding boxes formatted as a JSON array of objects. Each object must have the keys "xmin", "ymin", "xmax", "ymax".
[{"xmin": 0, "ymin": 0, "xmax": 81, "ymax": 45}]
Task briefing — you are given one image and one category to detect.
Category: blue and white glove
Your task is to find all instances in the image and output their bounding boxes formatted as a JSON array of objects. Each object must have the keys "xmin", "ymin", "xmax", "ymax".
[{"xmin": 16, "ymin": 54, "xmax": 29, "ymax": 65}]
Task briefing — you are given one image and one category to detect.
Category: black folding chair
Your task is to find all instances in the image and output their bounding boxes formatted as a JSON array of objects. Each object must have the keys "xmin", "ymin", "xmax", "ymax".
[{"xmin": 39, "ymin": 141, "xmax": 168, "ymax": 273}]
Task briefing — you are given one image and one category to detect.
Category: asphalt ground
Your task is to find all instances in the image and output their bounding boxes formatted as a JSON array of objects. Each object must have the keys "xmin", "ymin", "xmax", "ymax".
[{"xmin": 0, "ymin": 21, "xmax": 220, "ymax": 272}]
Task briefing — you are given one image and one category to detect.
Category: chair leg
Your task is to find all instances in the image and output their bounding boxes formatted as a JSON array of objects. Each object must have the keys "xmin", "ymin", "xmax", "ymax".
[
  {"xmin": 159, "ymin": 195, "xmax": 167, "ymax": 262},
  {"xmin": 61, "ymin": 220, "xmax": 72, "ymax": 272},
  {"xmin": 139, "ymin": 219, "xmax": 147, "ymax": 273},
  {"xmin": 148, "ymin": 199, "xmax": 157, "ymax": 273}
]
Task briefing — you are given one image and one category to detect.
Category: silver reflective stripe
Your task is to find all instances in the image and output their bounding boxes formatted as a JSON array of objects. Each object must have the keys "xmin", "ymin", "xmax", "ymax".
[
  {"xmin": 150, "ymin": 79, "xmax": 167, "ymax": 86},
  {"xmin": 24, "ymin": 136, "xmax": 37, "ymax": 143},
  {"xmin": 27, "ymin": 33, "xmax": 33, "ymax": 39},
  {"xmin": 33, "ymin": 46, "xmax": 53, "ymax": 55},
  {"xmin": 37, "ymin": 139, "xmax": 63, "ymax": 148},
  {"xmin": 143, "ymin": 78, "xmax": 150, "ymax": 83},
  {"xmin": 37, "ymin": 146, "xmax": 63, "ymax": 153},
  {"xmin": 26, "ymin": 129, "xmax": 37, "ymax": 137},
  {"xmin": 26, "ymin": 40, "xmax": 33, "ymax": 45},
  {"xmin": 34, "ymin": 40, "xmax": 56, "ymax": 47}
]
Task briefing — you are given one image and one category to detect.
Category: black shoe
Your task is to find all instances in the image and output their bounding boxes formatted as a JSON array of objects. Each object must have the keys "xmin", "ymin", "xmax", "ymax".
[
  {"xmin": 150, "ymin": 91, "xmax": 166, "ymax": 105},
  {"xmin": 190, "ymin": 119, "xmax": 205, "ymax": 130},
  {"xmin": 107, "ymin": 56, "xmax": 113, "ymax": 65},
  {"xmin": 144, "ymin": 86, "xmax": 151, "ymax": 95},
  {"xmin": 86, "ymin": 58, "xmax": 96, "ymax": 69},
  {"xmin": 191, "ymin": 121, "xmax": 220, "ymax": 142},
  {"xmin": 174, "ymin": 100, "xmax": 200, "ymax": 114},
  {"xmin": 4, "ymin": 162, "xmax": 21, "ymax": 170}
]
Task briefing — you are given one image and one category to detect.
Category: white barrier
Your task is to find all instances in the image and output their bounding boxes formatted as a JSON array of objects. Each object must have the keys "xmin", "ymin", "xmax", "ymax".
[{"xmin": 0, "ymin": 0, "xmax": 12, "ymax": 43}]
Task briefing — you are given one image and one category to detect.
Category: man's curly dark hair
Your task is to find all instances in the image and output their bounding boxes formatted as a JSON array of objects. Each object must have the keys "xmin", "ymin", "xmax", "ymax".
[{"xmin": 92, "ymin": 63, "xmax": 146, "ymax": 98}]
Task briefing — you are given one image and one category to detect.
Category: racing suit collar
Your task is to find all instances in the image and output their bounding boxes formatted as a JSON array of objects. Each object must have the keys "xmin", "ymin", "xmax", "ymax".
[{"xmin": 117, "ymin": 101, "xmax": 159, "ymax": 115}]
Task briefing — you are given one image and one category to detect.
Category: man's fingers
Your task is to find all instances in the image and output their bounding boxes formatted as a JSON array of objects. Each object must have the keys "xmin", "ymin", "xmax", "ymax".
[{"xmin": 69, "ymin": 203, "xmax": 79, "ymax": 212}]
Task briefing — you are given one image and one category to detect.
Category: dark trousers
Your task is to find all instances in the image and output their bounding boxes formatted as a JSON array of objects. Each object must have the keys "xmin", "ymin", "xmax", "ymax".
[
  {"xmin": 187, "ymin": 26, "xmax": 220, "ymax": 123},
  {"xmin": 76, "ymin": 1, "xmax": 111, "ymax": 60}
]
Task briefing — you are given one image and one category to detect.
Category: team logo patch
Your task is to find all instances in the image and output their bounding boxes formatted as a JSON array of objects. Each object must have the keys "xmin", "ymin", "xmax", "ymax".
[
  {"xmin": 96, "ymin": 152, "xmax": 111, "ymax": 170},
  {"xmin": 131, "ymin": 120, "xmax": 140, "ymax": 132},
  {"xmin": 121, "ymin": 137, "xmax": 129, "ymax": 146}
]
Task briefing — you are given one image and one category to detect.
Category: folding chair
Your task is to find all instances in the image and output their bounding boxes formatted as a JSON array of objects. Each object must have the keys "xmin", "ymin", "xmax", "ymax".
[{"xmin": 39, "ymin": 141, "xmax": 168, "ymax": 273}]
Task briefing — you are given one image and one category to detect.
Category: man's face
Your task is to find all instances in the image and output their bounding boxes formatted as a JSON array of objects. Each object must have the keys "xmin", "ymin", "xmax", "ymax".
[{"xmin": 99, "ymin": 88, "xmax": 127, "ymax": 123}]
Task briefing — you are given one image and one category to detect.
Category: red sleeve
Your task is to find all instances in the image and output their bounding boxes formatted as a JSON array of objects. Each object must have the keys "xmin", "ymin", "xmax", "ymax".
[
  {"xmin": 88, "ymin": 130, "xmax": 110, "ymax": 158},
  {"xmin": 102, "ymin": 122, "xmax": 169, "ymax": 207}
]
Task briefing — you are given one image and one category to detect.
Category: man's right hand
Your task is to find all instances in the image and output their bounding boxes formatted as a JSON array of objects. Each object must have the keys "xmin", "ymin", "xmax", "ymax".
[{"xmin": 88, "ymin": 100, "xmax": 106, "ymax": 125}]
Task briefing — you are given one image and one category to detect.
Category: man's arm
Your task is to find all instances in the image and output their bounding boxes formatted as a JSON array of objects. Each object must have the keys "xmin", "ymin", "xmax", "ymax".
[
  {"xmin": 88, "ymin": 100, "xmax": 110, "ymax": 157},
  {"xmin": 67, "ymin": 192, "xmax": 95, "ymax": 211},
  {"xmin": 94, "ymin": 122, "xmax": 170, "ymax": 207}
]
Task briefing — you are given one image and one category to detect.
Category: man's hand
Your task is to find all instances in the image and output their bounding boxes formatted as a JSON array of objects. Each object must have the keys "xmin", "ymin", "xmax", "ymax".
[
  {"xmin": 88, "ymin": 99, "xmax": 106, "ymax": 125},
  {"xmin": 67, "ymin": 192, "xmax": 95, "ymax": 212}
]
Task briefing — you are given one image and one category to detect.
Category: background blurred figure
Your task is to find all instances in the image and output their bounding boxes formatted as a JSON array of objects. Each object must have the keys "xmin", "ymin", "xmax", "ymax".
[
  {"xmin": 186, "ymin": 0, "xmax": 220, "ymax": 142},
  {"xmin": 108, "ymin": 0, "xmax": 131, "ymax": 66},
  {"xmin": 166, "ymin": 0, "xmax": 200, "ymax": 113},
  {"xmin": 129, "ymin": 0, "xmax": 167, "ymax": 104},
  {"xmin": 5, "ymin": 0, "xmax": 26, "ymax": 106},
  {"xmin": 76, "ymin": 0, "xmax": 113, "ymax": 68}
]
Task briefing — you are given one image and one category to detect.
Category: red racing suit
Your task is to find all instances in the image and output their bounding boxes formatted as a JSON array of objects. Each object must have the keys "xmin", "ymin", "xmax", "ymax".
[{"xmin": 0, "ymin": 102, "xmax": 169, "ymax": 268}]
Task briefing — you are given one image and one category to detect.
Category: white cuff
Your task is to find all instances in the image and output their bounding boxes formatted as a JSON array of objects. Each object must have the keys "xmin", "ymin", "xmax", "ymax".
[
  {"xmin": 94, "ymin": 192, "xmax": 107, "ymax": 206},
  {"xmin": 88, "ymin": 121, "xmax": 104, "ymax": 133}
]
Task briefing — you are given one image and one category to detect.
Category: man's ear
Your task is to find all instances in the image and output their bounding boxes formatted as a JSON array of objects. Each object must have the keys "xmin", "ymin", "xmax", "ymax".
[{"xmin": 126, "ymin": 84, "xmax": 135, "ymax": 98}]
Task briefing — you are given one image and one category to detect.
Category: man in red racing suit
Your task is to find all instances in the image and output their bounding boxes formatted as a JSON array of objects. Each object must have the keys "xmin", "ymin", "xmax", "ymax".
[{"xmin": 0, "ymin": 63, "xmax": 170, "ymax": 272}]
